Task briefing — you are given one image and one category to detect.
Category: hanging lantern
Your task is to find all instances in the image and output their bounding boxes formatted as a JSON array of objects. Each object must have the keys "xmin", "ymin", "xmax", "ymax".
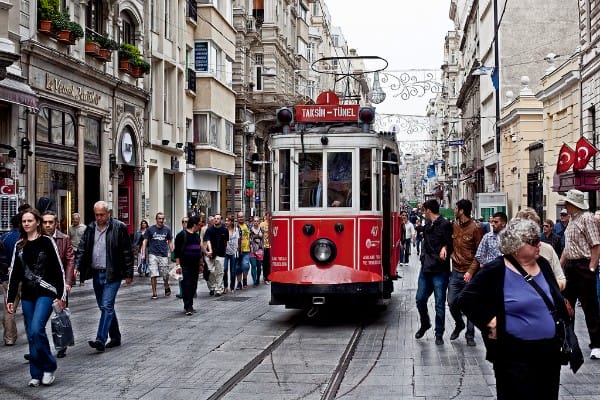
[{"xmin": 368, "ymin": 71, "xmax": 386, "ymax": 104}]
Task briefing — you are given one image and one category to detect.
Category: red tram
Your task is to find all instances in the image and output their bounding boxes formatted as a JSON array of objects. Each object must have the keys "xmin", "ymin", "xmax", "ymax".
[{"xmin": 268, "ymin": 91, "xmax": 402, "ymax": 310}]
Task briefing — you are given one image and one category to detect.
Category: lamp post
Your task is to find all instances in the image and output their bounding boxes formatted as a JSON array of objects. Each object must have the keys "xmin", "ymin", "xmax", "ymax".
[{"xmin": 493, "ymin": 0, "xmax": 501, "ymax": 191}]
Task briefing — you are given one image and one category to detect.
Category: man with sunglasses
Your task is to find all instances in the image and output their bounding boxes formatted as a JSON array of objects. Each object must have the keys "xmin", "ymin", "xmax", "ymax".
[{"xmin": 559, "ymin": 189, "xmax": 600, "ymax": 360}]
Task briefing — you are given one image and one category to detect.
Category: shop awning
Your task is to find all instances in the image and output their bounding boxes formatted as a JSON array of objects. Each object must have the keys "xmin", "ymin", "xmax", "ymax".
[{"xmin": 0, "ymin": 78, "xmax": 38, "ymax": 111}]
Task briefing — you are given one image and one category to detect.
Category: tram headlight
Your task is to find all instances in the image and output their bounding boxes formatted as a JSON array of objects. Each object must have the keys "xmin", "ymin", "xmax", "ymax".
[{"xmin": 310, "ymin": 238, "xmax": 337, "ymax": 265}]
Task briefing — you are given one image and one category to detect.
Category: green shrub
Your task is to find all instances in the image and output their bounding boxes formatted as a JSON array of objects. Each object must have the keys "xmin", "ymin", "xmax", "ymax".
[{"xmin": 69, "ymin": 21, "xmax": 84, "ymax": 39}]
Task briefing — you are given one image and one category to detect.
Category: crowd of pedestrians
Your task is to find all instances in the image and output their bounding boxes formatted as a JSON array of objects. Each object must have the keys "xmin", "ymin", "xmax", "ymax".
[
  {"xmin": 0, "ymin": 198, "xmax": 272, "ymax": 388},
  {"xmin": 412, "ymin": 190, "xmax": 600, "ymax": 400}
]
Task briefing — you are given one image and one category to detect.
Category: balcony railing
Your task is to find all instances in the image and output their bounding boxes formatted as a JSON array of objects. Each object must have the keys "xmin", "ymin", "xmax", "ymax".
[
  {"xmin": 187, "ymin": 0, "xmax": 198, "ymax": 23},
  {"xmin": 187, "ymin": 68, "xmax": 196, "ymax": 92}
]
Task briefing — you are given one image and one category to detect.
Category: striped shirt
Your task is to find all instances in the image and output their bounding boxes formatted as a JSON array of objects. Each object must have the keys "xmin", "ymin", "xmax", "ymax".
[{"xmin": 563, "ymin": 211, "xmax": 600, "ymax": 260}]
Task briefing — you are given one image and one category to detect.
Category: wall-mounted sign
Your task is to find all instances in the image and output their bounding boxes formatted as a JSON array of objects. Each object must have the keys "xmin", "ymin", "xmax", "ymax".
[
  {"xmin": 45, "ymin": 73, "xmax": 102, "ymax": 105},
  {"xmin": 194, "ymin": 42, "xmax": 208, "ymax": 72},
  {"xmin": 121, "ymin": 131, "xmax": 133, "ymax": 163}
]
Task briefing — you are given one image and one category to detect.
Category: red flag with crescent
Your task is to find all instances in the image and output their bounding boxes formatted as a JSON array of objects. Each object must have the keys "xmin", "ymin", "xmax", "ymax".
[
  {"xmin": 573, "ymin": 136, "xmax": 598, "ymax": 170},
  {"xmin": 556, "ymin": 143, "xmax": 575, "ymax": 174}
]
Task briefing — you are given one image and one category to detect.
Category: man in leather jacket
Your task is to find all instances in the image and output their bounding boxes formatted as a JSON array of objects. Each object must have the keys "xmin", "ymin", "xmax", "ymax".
[{"xmin": 76, "ymin": 201, "xmax": 133, "ymax": 352}]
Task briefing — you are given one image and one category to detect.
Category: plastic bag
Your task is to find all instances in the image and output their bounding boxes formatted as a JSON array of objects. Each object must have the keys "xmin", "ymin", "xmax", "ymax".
[
  {"xmin": 51, "ymin": 308, "xmax": 75, "ymax": 349},
  {"xmin": 169, "ymin": 265, "xmax": 183, "ymax": 281}
]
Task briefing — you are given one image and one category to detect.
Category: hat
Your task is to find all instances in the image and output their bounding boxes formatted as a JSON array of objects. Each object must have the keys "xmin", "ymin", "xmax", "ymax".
[
  {"xmin": 561, "ymin": 189, "xmax": 589, "ymax": 210},
  {"xmin": 560, "ymin": 208, "xmax": 568, "ymax": 215}
]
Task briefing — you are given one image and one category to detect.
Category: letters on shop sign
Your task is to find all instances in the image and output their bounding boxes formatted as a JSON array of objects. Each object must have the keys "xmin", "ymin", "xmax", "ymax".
[{"xmin": 45, "ymin": 73, "xmax": 102, "ymax": 105}]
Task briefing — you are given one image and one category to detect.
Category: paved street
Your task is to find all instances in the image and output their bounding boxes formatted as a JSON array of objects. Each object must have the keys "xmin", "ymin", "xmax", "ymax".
[{"xmin": 1, "ymin": 252, "xmax": 600, "ymax": 399}]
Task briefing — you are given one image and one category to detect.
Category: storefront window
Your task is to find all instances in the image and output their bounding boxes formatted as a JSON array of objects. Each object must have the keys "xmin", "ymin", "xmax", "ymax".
[
  {"xmin": 85, "ymin": 117, "xmax": 101, "ymax": 154},
  {"xmin": 35, "ymin": 160, "xmax": 77, "ymax": 233},
  {"xmin": 36, "ymin": 106, "xmax": 77, "ymax": 147}
]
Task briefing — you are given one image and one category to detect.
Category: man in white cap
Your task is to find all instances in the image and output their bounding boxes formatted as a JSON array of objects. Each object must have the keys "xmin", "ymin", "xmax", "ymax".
[{"xmin": 559, "ymin": 189, "xmax": 600, "ymax": 359}]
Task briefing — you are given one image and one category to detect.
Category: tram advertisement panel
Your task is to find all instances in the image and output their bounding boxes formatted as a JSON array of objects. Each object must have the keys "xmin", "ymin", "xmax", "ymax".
[
  {"xmin": 359, "ymin": 218, "xmax": 382, "ymax": 273},
  {"xmin": 270, "ymin": 218, "xmax": 290, "ymax": 272}
]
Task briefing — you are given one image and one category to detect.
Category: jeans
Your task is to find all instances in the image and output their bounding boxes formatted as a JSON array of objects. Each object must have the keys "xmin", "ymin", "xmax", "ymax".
[
  {"xmin": 236, "ymin": 252, "xmax": 250, "ymax": 275},
  {"xmin": 415, "ymin": 269, "xmax": 450, "ymax": 337},
  {"xmin": 181, "ymin": 266, "xmax": 199, "ymax": 311},
  {"xmin": 400, "ymin": 239, "xmax": 412, "ymax": 264},
  {"xmin": 21, "ymin": 296, "xmax": 56, "ymax": 380},
  {"xmin": 415, "ymin": 238, "xmax": 422, "ymax": 255},
  {"xmin": 92, "ymin": 270, "xmax": 122, "ymax": 345},
  {"xmin": 224, "ymin": 254, "xmax": 237, "ymax": 290},
  {"xmin": 250, "ymin": 257, "xmax": 263, "ymax": 285},
  {"xmin": 262, "ymin": 248, "xmax": 271, "ymax": 281},
  {"xmin": 447, "ymin": 270, "xmax": 475, "ymax": 338}
]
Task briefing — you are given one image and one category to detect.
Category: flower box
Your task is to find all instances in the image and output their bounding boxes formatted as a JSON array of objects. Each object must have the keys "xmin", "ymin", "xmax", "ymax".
[
  {"xmin": 57, "ymin": 30, "xmax": 75, "ymax": 45},
  {"xmin": 97, "ymin": 48, "xmax": 112, "ymax": 62},
  {"xmin": 38, "ymin": 20, "xmax": 53, "ymax": 34},
  {"xmin": 85, "ymin": 41, "xmax": 100, "ymax": 56},
  {"xmin": 119, "ymin": 59, "xmax": 132, "ymax": 73}
]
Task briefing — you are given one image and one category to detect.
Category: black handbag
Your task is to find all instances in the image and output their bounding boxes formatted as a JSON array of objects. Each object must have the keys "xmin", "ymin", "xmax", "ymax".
[{"xmin": 506, "ymin": 255, "xmax": 584, "ymax": 373}]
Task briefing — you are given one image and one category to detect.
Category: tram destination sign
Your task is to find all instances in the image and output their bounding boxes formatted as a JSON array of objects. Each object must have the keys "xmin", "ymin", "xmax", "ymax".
[
  {"xmin": 295, "ymin": 104, "xmax": 360, "ymax": 123},
  {"xmin": 448, "ymin": 139, "xmax": 464, "ymax": 146}
]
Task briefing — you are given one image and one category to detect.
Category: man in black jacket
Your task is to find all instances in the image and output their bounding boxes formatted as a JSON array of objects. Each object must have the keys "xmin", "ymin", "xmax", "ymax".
[
  {"xmin": 415, "ymin": 199, "xmax": 453, "ymax": 345},
  {"xmin": 76, "ymin": 201, "xmax": 133, "ymax": 352}
]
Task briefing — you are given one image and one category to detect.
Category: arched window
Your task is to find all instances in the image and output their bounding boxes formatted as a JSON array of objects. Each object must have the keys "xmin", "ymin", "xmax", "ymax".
[{"xmin": 121, "ymin": 12, "xmax": 135, "ymax": 45}]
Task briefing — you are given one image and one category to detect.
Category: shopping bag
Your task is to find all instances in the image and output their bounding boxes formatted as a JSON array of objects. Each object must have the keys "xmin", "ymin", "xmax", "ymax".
[
  {"xmin": 169, "ymin": 265, "xmax": 183, "ymax": 281},
  {"xmin": 51, "ymin": 308, "xmax": 75, "ymax": 349}
]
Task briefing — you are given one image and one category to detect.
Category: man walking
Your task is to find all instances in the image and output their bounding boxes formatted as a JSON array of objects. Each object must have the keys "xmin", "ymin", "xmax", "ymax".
[
  {"xmin": 69, "ymin": 212, "xmax": 87, "ymax": 286},
  {"xmin": 400, "ymin": 212, "xmax": 415, "ymax": 266},
  {"xmin": 260, "ymin": 212, "xmax": 272, "ymax": 284},
  {"xmin": 553, "ymin": 208, "xmax": 570, "ymax": 249},
  {"xmin": 1, "ymin": 213, "xmax": 21, "ymax": 346},
  {"xmin": 42, "ymin": 211, "xmax": 75, "ymax": 358},
  {"xmin": 76, "ymin": 201, "xmax": 133, "ymax": 352},
  {"xmin": 415, "ymin": 199, "xmax": 453, "ymax": 345},
  {"xmin": 559, "ymin": 189, "xmax": 600, "ymax": 359},
  {"xmin": 204, "ymin": 213, "xmax": 229, "ymax": 296},
  {"xmin": 475, "ymin": 211, "xmax": 507, "ymax": 266},
  {"xmin": 448, "ymin": 199, "xmax": 483, "ymax": 346},
  {"xmin": 142, "ymin": 212, "xmax": 173, "ymax": 299}
]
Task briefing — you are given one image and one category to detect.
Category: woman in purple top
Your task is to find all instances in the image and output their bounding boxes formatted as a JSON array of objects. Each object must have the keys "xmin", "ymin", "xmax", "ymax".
[{"xmin": 458, "ymin": 218, "xmax": 570, "ymax": 400}]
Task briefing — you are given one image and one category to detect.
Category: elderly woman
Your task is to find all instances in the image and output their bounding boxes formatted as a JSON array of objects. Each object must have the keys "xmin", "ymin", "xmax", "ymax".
[{"xmin": 458, "ymin": 218, "xmax": 569, "ymax": 399}]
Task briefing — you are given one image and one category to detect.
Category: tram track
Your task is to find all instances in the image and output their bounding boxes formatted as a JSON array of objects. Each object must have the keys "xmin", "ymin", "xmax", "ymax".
[{"xmin": 208, "ymin": 308, "xmax": 379, "ymax": 400}]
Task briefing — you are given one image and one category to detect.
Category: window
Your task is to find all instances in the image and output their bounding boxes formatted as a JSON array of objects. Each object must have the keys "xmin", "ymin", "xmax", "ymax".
[
  {"xmin": 86, "ymin": 0, "xmax": 104, "ymax": 33},
  {"xmin": 164, "ymin": 0, "xmax": 171, "ymax": 39},
  {"xmin": 194, "ymin": 41, "xmax": 231, "ymax": 86},
  {"xmin": 36, "ymin": 106, "xmax": 76, "ymax": 147},
  {"xmin": 278, "ymin": 149, "xmax": 290, "ymax": 211},
  {"xmin": 193, "ymin": 113, "xmax": 232, "ymax": 151},
  {"xmin": 255, "ymin": 66, "xmax": 263, "ymax": 91},
  {"xmin": 298, "ymin": 153, "xmax": 323, "ymax": 208},
  {"xmin": 121, "ymin": 12, "xmax": 135, "ymax": 45},
  {"xmin": 297, "ymin": 38, "xmax": 307, "ymax": 60},
  {"xmin": 307, "ymin": 43, "xmax": 314, "ymax": 64},
  {"xmin": 85, "ymin": 117, "xmax": 101, "ymax": 154},
  {"xmin": 327, "ymin": 152, "xmax": 352, "ymax": 207},
  {"xmin": 297, "ymin": 1, "xmax": 308, "ymax": 22}
]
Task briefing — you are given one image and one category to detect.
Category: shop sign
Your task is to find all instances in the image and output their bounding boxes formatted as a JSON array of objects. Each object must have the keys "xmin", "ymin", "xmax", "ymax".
[
  {"xmin": 0, "ymin": 177, "xmax": 15, "ymax": 194},
  {"xmin": 45, "ymin": 73, "xmax": 102, "ymax": 105}
]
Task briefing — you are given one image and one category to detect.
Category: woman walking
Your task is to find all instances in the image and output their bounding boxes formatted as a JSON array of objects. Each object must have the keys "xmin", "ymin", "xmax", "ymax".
[
  {"xmin": 6, "ymin": 209, "xmax": 66, "ymax": 387},
  {"xmin": 458, "ymin": 218, "xmax": 570, "ymax": 399},
  {"xmin": 133, "ymin": 220, "xmax": 149, "ymax": 276},
  {"xmin": 224, "ymin": 215, "xmax": 239, "ymax": 292},
  {"xmin": 249, "ymin": 217, "xmax": 264, "ymax": 286}
]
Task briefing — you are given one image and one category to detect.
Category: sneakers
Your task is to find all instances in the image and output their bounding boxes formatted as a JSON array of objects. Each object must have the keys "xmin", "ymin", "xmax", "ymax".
[
  {"xmin": 88, "ymin": 340, "xmax": 105, "ymax": 352},
  {"xmin": 151, "ymin": 294, "xmax": 158, "ymax": 300},
  {"xmin": 450, "ymin": 324, "xmax": 465, "ymax": 340},
  {"xmin": 56, "ymin": 349, "xmax": 67, "ymax": 358},
  {"xmin": 236, "ymin": 282, "xmax": 242, "ymax": 290},
  {"xmin": 466, "ymin": 338, "xmax": 476, "ymax": 347},
  {"xmin": 28, "ymin": 378, "xmax": 40, "ymax": 387},
  {"xmin": 414, "ymin": 323, "xmax": 432, "ymax": 339},
  {"xmin": 590, "ymin": 348, "xmax": 600, "ymax": 359},
  {"xmin": 165, "ymin": 287, "xmax": 171, "ymax": 296},
  {"xmin": 435, "ymin": 336, "xmax": 444, "ymax": 345},
  {"xmin": 42, "ymin": 371, "xmax": 55, "ymax": 386},
  {"xmin": 264, "ymin": 280, "xmax": 271, "ymax": 285},
  {"xmin": 185, "ymin": 309, "xmax": 193, "ymax": 316}
]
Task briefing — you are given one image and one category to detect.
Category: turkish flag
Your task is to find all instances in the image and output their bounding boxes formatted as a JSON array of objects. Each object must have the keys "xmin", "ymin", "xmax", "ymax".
[
  {"xmin": 573, "ymin": 136, "xmax": 599, "ymax": 170},
  {"xmin": 556, "ymin": 143, "xmax": 575, "ymax": 174}
]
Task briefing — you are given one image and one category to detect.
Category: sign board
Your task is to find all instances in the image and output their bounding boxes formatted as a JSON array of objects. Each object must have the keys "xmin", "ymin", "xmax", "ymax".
[
  {"xmin": 194, "ymin": 42, "xmax": 208, "ymax": 72},
  {"xmin": 0, "ymin": 178, "xmax": 15, "ymax": 194},
  {"xmin": 295, "ymin": 104, "xmax": 360, "ymax": 123},
  {"xmin": 448, "ymin": 139, "xmax": 464, "ymax": 146}
]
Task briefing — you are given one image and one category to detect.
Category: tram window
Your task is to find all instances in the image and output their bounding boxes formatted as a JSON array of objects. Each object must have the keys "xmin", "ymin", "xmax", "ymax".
[
  {"xmin": 278, "ymin": 149, "xmax": 290, "ymax": 211},
  {"xmin": 359, "ymin": 149, "xmax": 372, "ymax": 210},
  {"xmin": 327, "ymin": 152, "xmax": 352, "ymax": 207},
  {"xmin": 298, "ymin": 153, "xmax": 323, "ymax": 208}
]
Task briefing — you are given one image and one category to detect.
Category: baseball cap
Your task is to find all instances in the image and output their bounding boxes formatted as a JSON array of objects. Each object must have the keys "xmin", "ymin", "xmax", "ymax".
[{"xmin": 560, "ymin": 208, "xmax": 568, "ymax": 215}]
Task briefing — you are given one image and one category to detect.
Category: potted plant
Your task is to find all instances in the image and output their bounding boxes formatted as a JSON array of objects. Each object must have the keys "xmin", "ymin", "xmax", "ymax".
[
  {"xmin": 129, "ymin": 57, "xmax": 143, "ymax": 78},
  {"xmin": 85, "ymin": 38, "xmax": 100, "ymax": 56},
  {"xmin": 38, "ymin": 0, "xmax": 59, "ymax": 33},
  {"xmin": 53, "ymin": 12, "xmax": 74, "ymax": 44},
  {"xmin": 97, "ymin": 34, "xmax": 119, "ymax": 61},
  {"xmin": 68, "ymin": 21, "xmax": 84, "ymax": 42},
  {"xmin": 139, "ymin": 59, "xmax": 151, "ymax": 75},
  {"xmin": 118, "ymin": 43, "xmax": 140, "ymax": 73}
]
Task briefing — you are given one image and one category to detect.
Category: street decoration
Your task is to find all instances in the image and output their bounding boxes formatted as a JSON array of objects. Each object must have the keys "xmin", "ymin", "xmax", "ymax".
[
  {"xmin": 573, "ymin": 136, "xmax": 598, "ymax": 170},
  {"xmin": 556, "ymin": 143, "xmax": 575, "ymax": 174}
]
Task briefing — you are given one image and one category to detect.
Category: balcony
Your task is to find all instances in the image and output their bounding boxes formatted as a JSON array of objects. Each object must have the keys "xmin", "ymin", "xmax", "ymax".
[
  {"xmin": 187, "ymin": 0, "xmax": 198, "ymax": 24},
  {"xmin": 186, "ymin": 67, "xmax": 196, "ymax": 94}
]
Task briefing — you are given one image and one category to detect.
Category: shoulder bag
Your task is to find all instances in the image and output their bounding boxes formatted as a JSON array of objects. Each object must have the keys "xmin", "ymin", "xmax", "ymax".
[{"xmin": 505, "ymin": 255, "xmax": 584, "ymax": 373}]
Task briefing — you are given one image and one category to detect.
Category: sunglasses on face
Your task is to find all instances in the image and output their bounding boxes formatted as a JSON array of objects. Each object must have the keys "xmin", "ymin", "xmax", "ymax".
[
  {"xmin": 524, "ymin": 237, "xmax": 541, "ymax": 247},
  {"xmin": 543, "ymin": 224, "xmax": 550, "ymax": 228}
]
